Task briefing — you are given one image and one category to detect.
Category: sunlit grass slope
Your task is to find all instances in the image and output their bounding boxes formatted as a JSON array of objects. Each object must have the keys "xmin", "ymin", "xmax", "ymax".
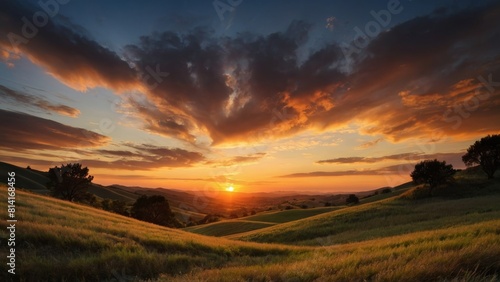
[
  {"xmin": 235, "ymin": 175, "xmax": 500, "ymax": 246},
  {"xmin": 185, "ymin": 220, "xmax": 276, "ymax": 237},
  {"xmin": 164, "ymin": 219, "xmax": 500, "ymax": 281},
  {"xmin": 243, "ymin": 206, "xmax": 342, "ymax": 224},
  {"xmin": 184, "ymin": 207, "xmax": 341, "ymax": 237},
  {"xmin": 0, "ymin": 188, "xmax": 302, "ymax": 281}
]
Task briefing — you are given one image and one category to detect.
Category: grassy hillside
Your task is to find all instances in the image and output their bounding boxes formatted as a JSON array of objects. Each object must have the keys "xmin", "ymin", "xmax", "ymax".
[
  {"xmin": 184, "ymin": 207, "xmax": 341, "ymax": 237},
  {"xmin": 0, "ymin": 188, "xmax": 301, "ymax": 281},
  {"xmin": 0, "ymin": 180, "xmax": 500, "ymax": 281},
  {"xmin": 242, "ymin": 206, "xmax": 342, "ymax": 224},
  {"xmin": 0, "ymin": 162, "xmax": 49, "ymax": 192},
  {"xmin": 0, "ymin": 162, "xmax": 208, "ymax": 222},
  {"xmin": 184, "ymin": 220, "xmax": 276, "ymax": 237},
  {"xmin": 235, "ymin": 174, "xmax": 500, "ymax": 246},
  {"xmin": 164, "ymin": 219, "xmax": 500, "ymax": 281}
]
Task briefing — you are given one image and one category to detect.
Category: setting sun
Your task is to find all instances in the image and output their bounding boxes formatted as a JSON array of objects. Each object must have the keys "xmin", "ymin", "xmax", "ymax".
[{"xmin": 226, "ymin": 186, "xmax": 235, "ymax": 192}]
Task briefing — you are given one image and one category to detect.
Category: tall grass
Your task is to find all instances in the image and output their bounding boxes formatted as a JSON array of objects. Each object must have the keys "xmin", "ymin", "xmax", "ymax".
[
  {"xmin": 235, "ymin": 178, "xmax": 500, "ymax": 245},
  {"xmin": 0, "ymin": 188, "xmax": 304, "ymax": 281},
  {"xmin": 163, "ymin": 220, "xmax": 500, "ymax": 281},
  {"xmin": 1, "ymin": 173, "xmax": 499, "ymax": 281}
]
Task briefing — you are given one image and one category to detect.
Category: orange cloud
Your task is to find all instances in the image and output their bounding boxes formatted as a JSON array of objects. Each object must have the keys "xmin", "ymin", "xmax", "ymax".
[{"xmin": 2, "ymin": 1, "xmax": 500, "ymax": 146}]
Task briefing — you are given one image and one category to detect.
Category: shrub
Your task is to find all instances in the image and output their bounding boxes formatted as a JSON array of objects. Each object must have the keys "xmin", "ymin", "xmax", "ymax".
[
  {"xmin": 131, "ymin": 195, "xmax": 178, "ymax": 227},
  {"xmin": 346, "ymin": 194, "xmax": 359, "ymax": 205},
  {"xmin": 410, "ymin": 159, "xmax": 455, "ymax": 196},
  {"xmin": 381, "ymin": 188, "xmax": 392, "ymax": 194}
]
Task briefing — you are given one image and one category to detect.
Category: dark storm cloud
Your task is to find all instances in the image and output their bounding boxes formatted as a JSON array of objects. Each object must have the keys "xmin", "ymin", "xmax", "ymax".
[
  {"xmin": 0, "ymin": 1, "xmax": 138, "ymax": 91},
  {"xmin": 0, "ymin": 109, "xmax": 110, "ymax": 151},
  {"xmin": 0, "ymin": 84, "xmax": 80, "ymax": 117}
]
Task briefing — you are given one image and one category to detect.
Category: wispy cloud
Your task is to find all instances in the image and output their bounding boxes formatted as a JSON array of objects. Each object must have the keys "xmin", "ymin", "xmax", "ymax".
[
  {"xmin": 82, "ymin": 143, "xmax": 205, "ymax": 170},
  {"xmin": 317, "ymin": 152, "xmax": 463, "ymax": 164},
  {"xmin": 0, "ymin": 85, "xmax": 80, "ymax": 117},
  {"xmin": 0, "ymin": 109, "xmax": 109, "ymax": 151},
  {"xmin": 205, "ymin": 152, "xmax": 267, "ymax": 167},
  {"xmin": 356, "ymin": 138, "xmax": 383, "ymax": 150}
]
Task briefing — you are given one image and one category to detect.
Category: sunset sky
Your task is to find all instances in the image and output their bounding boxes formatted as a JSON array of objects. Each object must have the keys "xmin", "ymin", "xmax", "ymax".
[{"xmin": 1, "ymin": 0, "xmax": 499, "ymax": 193}]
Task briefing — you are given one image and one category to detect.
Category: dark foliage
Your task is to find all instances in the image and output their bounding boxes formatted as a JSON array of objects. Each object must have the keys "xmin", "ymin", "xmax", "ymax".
[
  {"xmin": 410, "ymin": 159, "xmax": 455, "ymax": 196},
  {"xmin": 46, "ymin": 163, "xmax": 94, "ymax": 202},
  {"xmin": 462, "ymin": 134, "xmax": 500, "ymax": 179},
  {"xmin": 346, "ymin": 194, "xmax": 359, "ymax": 205},
  {"xmin": 197, "ymin": 214, "xmax": 222, "ymax": 225},
  {"xmin": 381, "ymin": 188, "xmax": 392, "ymax": 194},
  {"xmin": 131, "ymin": 195, "xmax": 179, "ymax": 227}
]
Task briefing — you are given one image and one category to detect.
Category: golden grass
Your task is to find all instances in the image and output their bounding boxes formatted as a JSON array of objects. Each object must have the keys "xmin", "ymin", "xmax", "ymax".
[
  {"xmin": 0, "ymin": 188, "xmax": 305, "ymax": 281},
  {"xmin": 1, "ymin": 176, "xmax": 499, "ymax": 281},
  {"xmin": 163, "ymin": 220, "xmax": 500, "ymax": 281}
]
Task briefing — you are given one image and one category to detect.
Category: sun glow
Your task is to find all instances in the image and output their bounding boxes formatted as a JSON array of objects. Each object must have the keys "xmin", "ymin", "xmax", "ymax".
[{"xmin": 225, "ymin": 186, "xmax": 235, "ymax": 192}]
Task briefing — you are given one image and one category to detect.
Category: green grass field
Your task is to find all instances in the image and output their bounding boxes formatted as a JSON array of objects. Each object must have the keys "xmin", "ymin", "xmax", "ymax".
[
  {"xmin": 184, "ymin": 207, "xmax": 342, "ymax": 237},
  {"xmin": 184, "ymin": 220, "xmax": 276, "ymax": 236},
  {"xmin": 243, "ymin": 206, "xmax": 342, "ymax": 223},
  {"xmin": 1, "ymin": 168, "xmax": 499, "ymax": 281},
  {"xmin": 0, "ymin": 188, "xmax": 302, "ymax": 281},
  {"xmin": 234, "ymin": 177, "xmax": 500, "ymax": 245}
]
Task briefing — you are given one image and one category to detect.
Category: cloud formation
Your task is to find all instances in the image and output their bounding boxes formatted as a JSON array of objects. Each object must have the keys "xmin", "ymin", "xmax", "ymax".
[
  {"xmin": 205, "ymin": 152, "xmax": 267, "ymax": 167},
  {"xmin": 317, "ymin": 152, "xmax": 463, "ymax": 164},
  {"xmin": 0, "ymin": 84, "xmax": 80, "ymax": 117},
  {"xmin": 81, "ymin": 143, "xmax": 205, "ymax": 170},
  {"xmin": 0, "ymin": 109, "xmax": 110, "ymax": 151},
  {"xmin": 1, "ymin": 1, "xmax": 499, "ymax": 146},
  {"xmin": 0, "ymin": 1, "xmax": 138, "ymax": 91}
]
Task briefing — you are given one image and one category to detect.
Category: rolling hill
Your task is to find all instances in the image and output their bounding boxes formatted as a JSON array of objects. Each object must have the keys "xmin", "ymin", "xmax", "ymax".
[
  {"xmin": 184, "ymin": 206, "xmax": 342, "ymax": 237},
  {"xmin": 1, "ymin": 167, "xmax": 499, "ymax": 281}
]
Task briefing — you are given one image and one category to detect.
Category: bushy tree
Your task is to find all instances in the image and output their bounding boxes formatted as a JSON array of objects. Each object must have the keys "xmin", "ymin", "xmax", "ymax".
[
  {"xmin": 381, "ymin": 188, "xmax": 392, "ymax": 194},
  {"xmin": 46, "ymin": 163, "xmax": 94, "ymax": 202},
  {"xmin": 410, "ymin": 159, "xmax": 455, "ymax": 195},
  {"xmin": 131, "ymin": 195, "xmax": 178, "ymax": 227},
  {"xmin": 462, "ymin": 134, "xmax": 500, "ymax": 179},
  {"xmin": 346, "ymin": 194, "xmax": 359, "ymax": 205},
  {"xmin": 197, "ymin": 214, "xmax": 221, "ymax": 225}
]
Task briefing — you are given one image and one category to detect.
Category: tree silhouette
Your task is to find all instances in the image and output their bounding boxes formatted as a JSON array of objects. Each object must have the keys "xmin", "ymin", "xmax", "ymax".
[
  {"xmin": 410, "ymin": 159, "xmax": 455, "ymax": 195},
  {"xmin": 462, "ymin": 134, "xmax": 500, "ymax": 179},
  {"xmin": 131, "ymin": 195, "xmax": 178, "ymax": 227},
  {"xmin": 46, "ymin": 163, "xmax": 94, "ymax": 202},
  {"xmin": 346, "ymin": 194, "xmax": 359, "ymax": 205}
]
